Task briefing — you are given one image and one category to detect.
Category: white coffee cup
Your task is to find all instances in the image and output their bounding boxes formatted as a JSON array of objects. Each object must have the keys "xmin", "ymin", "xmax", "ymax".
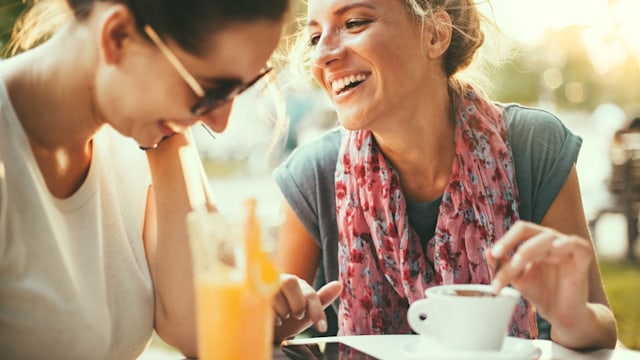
[{"xmin": 407, "ymin": 284, "xmax": 520, "ymax": 351}]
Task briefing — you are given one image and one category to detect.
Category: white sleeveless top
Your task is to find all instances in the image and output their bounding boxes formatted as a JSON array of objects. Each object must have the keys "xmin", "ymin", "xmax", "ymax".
[{"xmin": 0, "ymin": 82, "xmax": 154, "ymax": 359}]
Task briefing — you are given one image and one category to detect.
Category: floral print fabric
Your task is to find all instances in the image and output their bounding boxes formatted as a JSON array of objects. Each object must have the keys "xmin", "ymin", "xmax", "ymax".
[{"xmin": 334, "ymin": 88, "xmax": 537, "ymax": 338}]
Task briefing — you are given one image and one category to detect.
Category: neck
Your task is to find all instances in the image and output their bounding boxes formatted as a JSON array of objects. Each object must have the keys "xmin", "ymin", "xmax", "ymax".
[
  {"xmin": 373, "ymin": 85, "xmax": 456, "ymax": 202},
  {"xmin": 0, "ymin": 23, "xmax": 102, "ymax": 198},
  {"xmin": 2, "ymin": 22, "xmax": 101, "ymax": 152}
]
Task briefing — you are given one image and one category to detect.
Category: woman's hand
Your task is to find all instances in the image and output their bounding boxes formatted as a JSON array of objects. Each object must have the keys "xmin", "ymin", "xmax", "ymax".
[
  {"xmin": 272, "ymin": 274, "xmax": 342, "ymax": 343},
  {"xmin": 488, "ymin": 221, "xmax": 592, "ymax": 327},
  {"xmin": 487, "ymin": 220, "xmax": 617, "ymax": 349}
]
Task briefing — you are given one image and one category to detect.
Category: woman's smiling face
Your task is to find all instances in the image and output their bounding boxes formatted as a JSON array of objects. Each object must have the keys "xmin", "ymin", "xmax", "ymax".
[
  {"xmin": 96, "ymin": 16, "xmax": 283, "ymax": 149},
  {"xmin": 306, "ymin": 0, "xmax": 442, "ymax": 131}
]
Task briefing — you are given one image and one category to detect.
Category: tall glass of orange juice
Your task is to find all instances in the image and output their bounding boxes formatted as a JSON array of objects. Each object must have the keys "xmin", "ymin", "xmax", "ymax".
[{"xmin": 187, "ymin": 199, "xmax": 279, "ymax": 360}]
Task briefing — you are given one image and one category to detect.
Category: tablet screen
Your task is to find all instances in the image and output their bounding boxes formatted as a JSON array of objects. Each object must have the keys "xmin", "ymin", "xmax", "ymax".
[{"xmin": 281, "ymin": 342, "xmax": 380, "ymax": 359}]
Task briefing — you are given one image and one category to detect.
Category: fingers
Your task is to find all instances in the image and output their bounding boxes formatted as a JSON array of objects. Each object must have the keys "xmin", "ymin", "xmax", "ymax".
[
  {"xmin": 302, "ymin": 289, "xmax": 325, "ymax": 332},
  {"xmin": 490, "ymin": 221, "xmax": 546, "ymax": 260},
  {"xmin": 490, "ymin": 221, "xmax": 593, "ymax": 292},
  {"xmin": 272, "ymin": 275, "xmax": 343, "ymax": 336},
  {"xmin": 305, "ymin": 281, "xmax": 343, "ymax": 333},
  {"xmin": 491, "ymin": 227, "xmax": 558, "ymax": 292},
  {"xmin": 547, "ymin": 235, "xmax": 593, "ymax": 270},
  {"xmin": 318, "ymin": 281, "xmax": 343, "ymax": 306},
  {"xmin": 272, "ymin": 292, "xmax": 291, "ymax": 326},
  {"xmin": 272, "ymin": 275, "xmax": 307, "ymax": 326}
]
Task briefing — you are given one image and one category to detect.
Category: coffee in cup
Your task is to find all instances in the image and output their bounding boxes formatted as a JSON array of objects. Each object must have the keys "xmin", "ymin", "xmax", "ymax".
[{"xmin": 445, "ymin": 289, "xmax": 497, "ymax": 297}]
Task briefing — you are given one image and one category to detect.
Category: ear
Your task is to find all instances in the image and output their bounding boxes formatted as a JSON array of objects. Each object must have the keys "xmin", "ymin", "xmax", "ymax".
[
  {"xmin": 424, "ymin": 10, "xmax": 452, "ymax": 59},
  {"xmin": 97, "ymin": 5, "xmax": 139, "ymax": 65}
]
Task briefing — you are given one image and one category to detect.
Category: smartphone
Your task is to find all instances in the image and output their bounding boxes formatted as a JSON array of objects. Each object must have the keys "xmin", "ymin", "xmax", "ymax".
[{"xmin": 280, "ymin": 341, "xmax": 381, "ymax": 360}]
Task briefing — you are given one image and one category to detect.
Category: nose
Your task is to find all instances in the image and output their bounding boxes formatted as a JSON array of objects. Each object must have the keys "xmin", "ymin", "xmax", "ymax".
[
  {"xmin": 200, "ymin": 101, "xmax": 233, "ymax": 134},
  {"xmin": 312, "ymin": 30, "xmax": 346, "ymax": 69}
]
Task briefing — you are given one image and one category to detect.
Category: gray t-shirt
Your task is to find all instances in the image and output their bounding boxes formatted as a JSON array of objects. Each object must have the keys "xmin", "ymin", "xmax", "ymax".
[{"xmin": 273, "ymin": 103, "xmax": 582, "ymax": 338}]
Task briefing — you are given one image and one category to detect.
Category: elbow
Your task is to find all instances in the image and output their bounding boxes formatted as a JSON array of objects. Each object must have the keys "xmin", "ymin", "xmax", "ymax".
[
  {"xmin": 154, "ymin": 312, "xmax": 198, "ymax": 358},
  {"xmin": 600, "ymin": 307, "xmax": 619, "ymax": 350},
  {"xmin": 605, "ymin": 326, "xmax": 619, "ymax": 350},
  {"xmin": 173, "ymin": 338, "xmax": 198, "ymax": 359},
  {"xmin": 590, "ymin": 327, "xmax": 618, "ymax": 350}
]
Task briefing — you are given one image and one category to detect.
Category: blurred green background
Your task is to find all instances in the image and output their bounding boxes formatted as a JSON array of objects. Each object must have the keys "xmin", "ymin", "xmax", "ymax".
[{"xmin": 600, "ymin": 261, "xmax": 640, "ymax": 349}]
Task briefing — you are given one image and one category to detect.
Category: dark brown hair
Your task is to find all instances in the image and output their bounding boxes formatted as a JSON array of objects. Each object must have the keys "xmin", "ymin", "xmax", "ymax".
[{"xmin": 11, "ymin": 0, "xmax": 290, "ymax": 55}]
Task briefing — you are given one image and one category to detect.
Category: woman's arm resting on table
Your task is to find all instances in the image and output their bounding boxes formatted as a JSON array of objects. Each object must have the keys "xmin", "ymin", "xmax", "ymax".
[
  {"xmin": 143, "ymin": 133, "xmax": 214, "ymax": 357},
  {"xmin": 489, "ymin": 166, "xmax": 617, "ymax": 350},
  {"xmin": 272, "ymin": 202, "xmax": 342, "ymax": 343}
]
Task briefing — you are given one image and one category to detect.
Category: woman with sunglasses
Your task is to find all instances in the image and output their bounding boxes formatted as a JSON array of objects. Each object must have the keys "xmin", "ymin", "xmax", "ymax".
[{"xmin": 0, "ymin": 0, "xmax": 288, "ymax": 358}]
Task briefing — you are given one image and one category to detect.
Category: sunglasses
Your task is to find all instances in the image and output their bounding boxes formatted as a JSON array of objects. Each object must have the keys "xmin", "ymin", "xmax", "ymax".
[{"xmin": 143, "ymin": 25, "xmax": 273, "ymax": 117}]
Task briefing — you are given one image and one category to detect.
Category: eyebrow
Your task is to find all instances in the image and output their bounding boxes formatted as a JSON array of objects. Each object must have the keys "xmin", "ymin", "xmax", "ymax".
[{"xmin": 307, "ymin": 2, "xmax": 377, "ymax": 27}]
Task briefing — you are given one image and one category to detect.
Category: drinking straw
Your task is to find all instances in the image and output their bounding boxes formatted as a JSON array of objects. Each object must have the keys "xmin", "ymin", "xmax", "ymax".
[{"xmin": 179, "ymin": 146, "xmax": 207, "ymax": 212}]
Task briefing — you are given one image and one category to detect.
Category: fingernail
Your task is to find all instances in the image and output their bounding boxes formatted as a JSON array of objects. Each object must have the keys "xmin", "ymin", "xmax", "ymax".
[
  {"xmin": 275, "ymin": 316, "xmax": 282, "ymax": 326},
  {"xmin": 491, "ymin": 244, "xmax": 503, "ymax": 256},
  {"xmin": 295, "ymin": 310, "xmax": 306, "ymax": 320},
  {"xmin": 283, "ymin": 312, "xmax": 291, "ymax": 320},
  {"xmin": 317, "ymin": 319, "xmax": 327, "ymax": 332},
  {"xmin": 511, "ymin": 253, "xmax": 522, "ymax": 267},
  {"xmin": 553, "ymin": 237, "xmax": 568, "ymax": 247}
]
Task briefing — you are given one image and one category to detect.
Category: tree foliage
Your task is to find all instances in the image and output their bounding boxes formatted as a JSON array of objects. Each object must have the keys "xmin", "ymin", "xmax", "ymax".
[
  {"xmin": 0, "ymin": 0, "xmax": 28, "ymax": 55},
  {"xmin": 493, "ymin": 25, "xmax": 640, "ymax": 113}
]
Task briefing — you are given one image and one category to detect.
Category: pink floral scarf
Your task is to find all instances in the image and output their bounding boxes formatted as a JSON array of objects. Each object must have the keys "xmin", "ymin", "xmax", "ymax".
[{"xmin": 335, "ymin": 88, "xmax": 537, "ymax": 338}]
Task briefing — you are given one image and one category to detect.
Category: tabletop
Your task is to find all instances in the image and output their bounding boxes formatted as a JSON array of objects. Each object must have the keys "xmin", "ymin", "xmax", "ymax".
[{"xmin": 273, "ymin": 335, "xmax": 640, "ymax": 360}]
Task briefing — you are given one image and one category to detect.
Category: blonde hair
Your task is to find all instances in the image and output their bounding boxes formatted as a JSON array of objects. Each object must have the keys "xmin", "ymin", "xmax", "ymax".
[
  {"xmin": 6, "ymin": 0, "xmax": 72, "ymax": 56},
  {"xmin": 408, "ymin": 0, "xmax": 514, "ymax": 96},
  {"xmin": 282, "ymin": 0, "xmax": 515, "ymax": 97}
]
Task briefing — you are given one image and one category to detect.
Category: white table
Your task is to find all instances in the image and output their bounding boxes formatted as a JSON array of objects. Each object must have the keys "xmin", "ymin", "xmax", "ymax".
[{"xmin": 281, "ymin": 335, "xmax": 640, "ymax": 360}]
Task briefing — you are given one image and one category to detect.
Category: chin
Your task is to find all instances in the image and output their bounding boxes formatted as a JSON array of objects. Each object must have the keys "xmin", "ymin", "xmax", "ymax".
[
  {"xmin": 337, "ymin": 106, "xmax": 378, "ymax": 131},
  {"xmin": 133, "ymin": 134, "xmax": 160, "ymax": 150},
  {"xmin": 340, "ymin": 123, "xmax": 360, "ymax": 131},
  {"xmin": 338, "ymin": 116, "xmax": 366, "ymax": 131}
]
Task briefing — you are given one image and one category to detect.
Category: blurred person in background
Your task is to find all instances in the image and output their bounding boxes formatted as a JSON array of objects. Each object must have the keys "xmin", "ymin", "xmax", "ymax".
[
  {"xmin": 270, "ymin": 0, "xmax": 617, "ymax": 350},
  {"xmin": 604, "ymin": 116, "xmax": 640, "ymax": 260},
  {"xmin": 0, "ymin": 0, "xmax": 289, "ymax": 358}
]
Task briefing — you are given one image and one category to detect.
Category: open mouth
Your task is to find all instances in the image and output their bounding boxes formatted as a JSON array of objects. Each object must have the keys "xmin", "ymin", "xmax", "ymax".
[{"xmin": 331, "ymin": 74, "xmax": 367, "ymax": 95}]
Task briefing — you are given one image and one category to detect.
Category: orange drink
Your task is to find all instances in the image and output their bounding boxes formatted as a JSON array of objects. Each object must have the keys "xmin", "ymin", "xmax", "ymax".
[
  {"xmin": 188, "ymin": 198, "xmax": 280, "ymax": 360},
  {"xmin": 195, "ymin": 267, "xmax": 274, "ymax": 359}
]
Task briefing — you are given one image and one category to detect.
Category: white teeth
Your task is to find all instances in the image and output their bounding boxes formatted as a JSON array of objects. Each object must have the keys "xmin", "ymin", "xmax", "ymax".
[{"xmin": 331, "ymin": 74, "xmax": 367, "ymax": 93}]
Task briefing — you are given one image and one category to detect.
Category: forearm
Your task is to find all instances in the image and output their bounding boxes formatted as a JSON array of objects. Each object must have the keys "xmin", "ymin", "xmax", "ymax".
[
  {"xmin": 551, "ymin": 302, "xmax": 617, "ymax": 350},
  {"xmin": 145, "ymin": 133, "xmax": 199, "ymax": 357}
]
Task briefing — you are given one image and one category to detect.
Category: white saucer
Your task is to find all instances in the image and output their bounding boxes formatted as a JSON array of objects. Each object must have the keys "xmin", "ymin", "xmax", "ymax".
[{"xmin": 400, "ymin": 336, "xmax": 542, "ymax": 360}]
